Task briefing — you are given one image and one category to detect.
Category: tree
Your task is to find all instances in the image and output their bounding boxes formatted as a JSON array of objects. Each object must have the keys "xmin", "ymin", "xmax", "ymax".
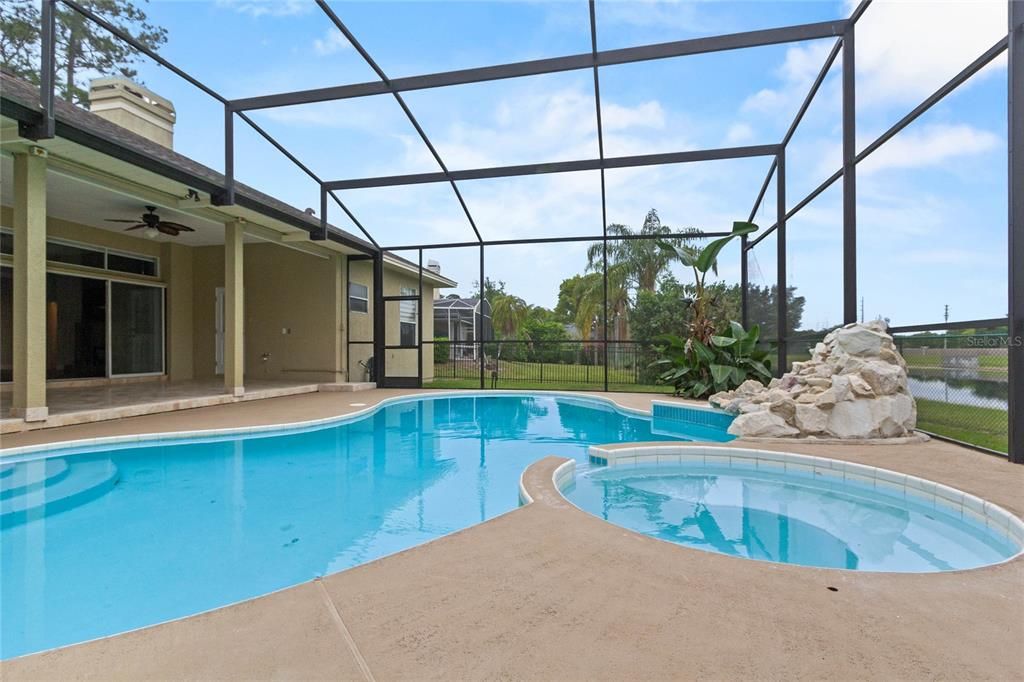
[
  {"xmin": 631, "ymin": 275, "xmax": 691, "ymax": 344},
  {"xmin": 554, "ymin": 274, "xmax": 589, "ymax": 324},
  {"xmin": 472, "ymin": 277, "xmax": 506, "ymax": 303},
  {"xmin": 657, "ymin": 221, "xmax": 758, "ymax": 344},
  {"xmin": 585, "ymin": 209, "xmax": 701, "ymax": 296},
  {"xmin": 0, "ymin": 0, "xmax": 167, "ymax": 104},
  {"xmin": 490, "ymin": 293, "xmax": 529, "ymax": 340}
]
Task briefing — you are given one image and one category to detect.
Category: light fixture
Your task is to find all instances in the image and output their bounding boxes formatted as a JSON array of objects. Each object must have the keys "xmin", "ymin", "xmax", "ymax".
[{"xmin": 144, "ymin": 226, "xmax": 159, "ymax": 239}]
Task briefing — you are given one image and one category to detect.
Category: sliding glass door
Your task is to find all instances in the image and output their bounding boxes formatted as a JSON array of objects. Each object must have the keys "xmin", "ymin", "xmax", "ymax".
[
  {"xmin": 46, "ymin": 273, "xmax": 107, "ymax": 379},
  {"xmin": 110, "ymin": 282, "xmax": 164, "ymax": 376},
  {"xmin": 0, "ymin": 267, "xmax": 165, "ymax": 381}
]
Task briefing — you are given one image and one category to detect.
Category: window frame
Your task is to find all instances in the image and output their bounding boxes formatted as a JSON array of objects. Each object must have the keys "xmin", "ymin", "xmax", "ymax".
[
  {"xmin": 399, "ymin": 286, "xmax": 418, "ymax": 347},
  {"xmin": 0, "ymin": 227, "xmax": 160, "ymax": 279},
  {"xmin": 0, "ymin": 264, "xmax": 166, "ymax": 382},
  {"xmin": 349, "ymin": 281, "xmax": 369, "ymax": 314}
]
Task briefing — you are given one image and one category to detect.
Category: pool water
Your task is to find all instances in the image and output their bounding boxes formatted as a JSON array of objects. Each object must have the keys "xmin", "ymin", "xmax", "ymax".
[
  {"xmin": 565, "ymin": 464, "xmax": 1021, "ymax": 572},
  {"xmin": 1, "ymin": 394, "xmax": 716, "ymax": 659}
]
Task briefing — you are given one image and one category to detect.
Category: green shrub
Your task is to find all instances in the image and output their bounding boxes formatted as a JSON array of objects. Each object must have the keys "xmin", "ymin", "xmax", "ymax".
[
  {"xmin": 652, "ymin": 321, "xmax": 772, "ymax": 399},
  {"xmin": 434, "ymin": 337, "xmax": 451, "ymax": 364}
]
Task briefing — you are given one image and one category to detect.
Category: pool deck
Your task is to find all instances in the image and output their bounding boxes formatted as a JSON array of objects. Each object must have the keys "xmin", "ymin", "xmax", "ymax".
[{"xmin": 3, "ymin": 389, "xmax": 1023, "ymax": 680}]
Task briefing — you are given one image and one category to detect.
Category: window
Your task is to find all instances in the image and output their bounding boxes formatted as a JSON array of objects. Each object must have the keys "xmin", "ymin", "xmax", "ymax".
[
  {"xmin": 349, "ymin": 282, "xmax": 369, "ymax": 313},
  {"xmin": 0, "ymin": 229, "xmax": 158, "ymax": 277},
  {"xmin": 108, "ymin": 252, "xmax": 158, "ymax": 277},
  {"xmin": 47, "ymin": 240, "xmax": 105, "ymax": 269},
  {"xmin": 110, "ymin": 282, "xmax": 164, "ymax": 375},
  {"xmin": 400, "ymin": 286, "xmax": 417, "ymax": 347}
]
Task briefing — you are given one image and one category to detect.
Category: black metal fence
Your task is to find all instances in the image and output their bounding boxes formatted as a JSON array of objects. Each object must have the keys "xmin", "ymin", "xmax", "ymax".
[{"xmin": 426, "ymin": 340, "xmax": 670, "ymax": 393}]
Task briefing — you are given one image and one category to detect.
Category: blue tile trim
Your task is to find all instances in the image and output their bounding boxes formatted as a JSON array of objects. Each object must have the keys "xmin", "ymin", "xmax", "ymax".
[{"xmin": 652, "ymin": 402, "xmax": 735, "ymax": 430}]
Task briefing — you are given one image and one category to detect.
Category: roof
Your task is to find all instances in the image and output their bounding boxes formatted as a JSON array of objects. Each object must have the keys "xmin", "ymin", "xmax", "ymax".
[
  {"xmin": 434, "ymin": 297, "xmax": 481, "ymax": 309},
  {"xmin": 0, "ymin": 70, "xmax": 456, "ymax": 288},
  {"xmin": 433, "ymin": 297, "xmax": 491, "ymax": 316}
]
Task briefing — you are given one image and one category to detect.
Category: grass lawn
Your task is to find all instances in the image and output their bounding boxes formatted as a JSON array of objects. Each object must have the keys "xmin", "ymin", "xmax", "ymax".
[
  {"xmin": 901, "ymin": 353, "xmax": 1008, "ymax": 370},
  {"xmin": 916, "ymin": 399, "xmax": 1008, "ymax": 453}
]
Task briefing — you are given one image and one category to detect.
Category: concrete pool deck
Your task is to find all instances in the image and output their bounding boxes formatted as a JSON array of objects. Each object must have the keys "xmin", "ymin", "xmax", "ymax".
[{"xmin": 2, "ymin": 390, "xmax": 1023, "ymax": 680}]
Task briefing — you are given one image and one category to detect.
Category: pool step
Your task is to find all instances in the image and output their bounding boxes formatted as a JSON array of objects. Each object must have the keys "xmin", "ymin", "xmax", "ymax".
[
  {"xmin": 0, "ymin": 459, "xmax": 119, "ymax": 529},
  {"xmin": 0, "ymin": 459, "xmax": 70, "ymax": 500}
]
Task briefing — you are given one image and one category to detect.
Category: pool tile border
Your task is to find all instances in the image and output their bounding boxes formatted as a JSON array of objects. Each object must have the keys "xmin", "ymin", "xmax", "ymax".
[{"xmin": 585, "ymin": 444, "xmax": 1024, "ymax": 548}]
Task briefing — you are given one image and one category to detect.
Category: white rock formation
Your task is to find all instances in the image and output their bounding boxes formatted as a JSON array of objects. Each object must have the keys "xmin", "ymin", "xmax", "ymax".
[{"xmin": 710, "ymin": 320, "xmax": 917, "ymax": 440}]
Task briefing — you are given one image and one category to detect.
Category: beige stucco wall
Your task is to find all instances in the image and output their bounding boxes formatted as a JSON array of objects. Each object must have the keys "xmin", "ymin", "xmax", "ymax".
[
  {"xmin": 241, "ymin": 244, "xmax": 344, "ymax": 384},
  {"xmin": 190, "ymin": 245, "xmax": 223, "ymax": 380}
]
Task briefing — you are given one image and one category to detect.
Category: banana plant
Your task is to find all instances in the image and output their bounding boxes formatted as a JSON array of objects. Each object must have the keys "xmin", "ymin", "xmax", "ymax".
[
  {"xmin": 652, "ymin": 321, "xmax": 773, "ymax": 399},
  {"xmin": 657, "ymin": 220, "xmax": 759, "ymax": 345}
]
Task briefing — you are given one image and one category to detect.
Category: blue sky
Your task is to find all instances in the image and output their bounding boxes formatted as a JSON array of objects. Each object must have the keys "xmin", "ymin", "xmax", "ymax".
[{"xmin": 126, "ymin": 0, "xmax": 1009, "ymax": 330}]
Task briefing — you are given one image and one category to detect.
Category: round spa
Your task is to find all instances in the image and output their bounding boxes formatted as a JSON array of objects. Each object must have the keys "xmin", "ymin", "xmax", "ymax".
[{"xmin": 565, "ymin": 447, "xmax": 1024, "ymax": 573}]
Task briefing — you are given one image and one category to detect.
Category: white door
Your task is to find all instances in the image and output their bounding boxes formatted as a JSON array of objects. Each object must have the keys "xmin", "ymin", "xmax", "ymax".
[{"xmin": 215, "ymin": 287, "xmax": 225, "ymax": 375}]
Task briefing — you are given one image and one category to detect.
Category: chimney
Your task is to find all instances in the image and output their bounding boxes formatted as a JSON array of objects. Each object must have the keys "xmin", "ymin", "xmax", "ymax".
[
  {"xmin": 427, "ymin": 260, "xmax": 441, "ymax": 275},
  {"xmin": 88, "ymin": 77, "xmax": 176, "ymax": 149}
]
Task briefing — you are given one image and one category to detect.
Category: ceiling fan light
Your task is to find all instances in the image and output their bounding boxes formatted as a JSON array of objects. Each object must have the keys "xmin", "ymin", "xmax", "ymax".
[{"xmin": 144, "ymin": 226, "xmax": 159, "ymax": 239}]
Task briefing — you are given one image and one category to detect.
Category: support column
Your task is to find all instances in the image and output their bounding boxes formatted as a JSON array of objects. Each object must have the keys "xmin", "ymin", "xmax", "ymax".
[
  {"xmin": 11, "ymin": 149, "xmax": 48, "ymax": 421},
  {"xmin": 1009, "ymin": 0, "xmax": 1023, "ymax": 464},
  {"xmin": 224, "ymin": 220, "xmax": 244, "ymax": 396},
  {"xmin": 842, "ymin": 23, "xmax": 857, "ymax": 324},
  {"xmin": 330, "ymin": 254, "xmax": 345, "ymax": 383},
  {"xmin": 740, "ymin": 235, "xmax": 749, "ymax": 329},
  {"xmin": 776, "ymin": 149, "xmax": 787, "ymax": 377}
]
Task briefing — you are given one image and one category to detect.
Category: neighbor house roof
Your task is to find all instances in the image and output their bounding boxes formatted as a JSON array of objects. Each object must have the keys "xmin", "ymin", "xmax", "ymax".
[{"xmin": 0, "ymin": 70, "xmax": 456, "ymax": 288}]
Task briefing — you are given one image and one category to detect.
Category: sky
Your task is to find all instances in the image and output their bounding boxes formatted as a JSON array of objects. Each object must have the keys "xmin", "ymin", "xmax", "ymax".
[{"xmin": 115, "ymin": 0, "xmax": 1010, "ymax": 330}]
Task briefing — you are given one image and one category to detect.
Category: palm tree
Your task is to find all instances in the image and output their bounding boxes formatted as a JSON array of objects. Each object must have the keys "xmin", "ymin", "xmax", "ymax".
[
  {"xmin": 585, "ymin": 209, "xmax": 702, "ymax": 295},
  {"xmin": 490, "ymin": 293, "xmax": 529, "ymax": 340}
]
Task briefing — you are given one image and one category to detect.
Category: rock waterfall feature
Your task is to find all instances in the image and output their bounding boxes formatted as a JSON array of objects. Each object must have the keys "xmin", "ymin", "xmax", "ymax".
[{"xmin": 710, "ymin": 321, "xmax": 918, "ymax": 440}]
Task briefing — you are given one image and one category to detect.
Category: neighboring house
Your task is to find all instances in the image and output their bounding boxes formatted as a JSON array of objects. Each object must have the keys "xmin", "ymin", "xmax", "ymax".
[
  {"xmin": 433, "ymin": 296, "xmax": 492, "ymax": 360},
  {"xmin": 0, "ymin": 72, "xmax": 455, "ymax": 423}
]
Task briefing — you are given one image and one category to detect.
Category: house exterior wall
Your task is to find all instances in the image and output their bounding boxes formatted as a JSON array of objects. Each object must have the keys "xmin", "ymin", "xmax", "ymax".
[{"xmin": 2, "ymin": 208, "xmax": 442, "ymax": 391}]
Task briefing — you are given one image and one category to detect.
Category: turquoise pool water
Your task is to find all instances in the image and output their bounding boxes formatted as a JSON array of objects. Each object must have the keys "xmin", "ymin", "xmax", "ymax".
[
  {"xmin": 0, "ymin": 394, "xmax": 720, "ymax": 659},
  {"xmin": 565, "ymin": 463, "xmax": 1021, "ymax": 573}
]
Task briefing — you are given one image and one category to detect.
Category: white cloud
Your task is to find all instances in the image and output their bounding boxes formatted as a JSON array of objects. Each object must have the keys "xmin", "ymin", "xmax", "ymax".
[
  {"xmin": 847, "ymin": 0, "xmax": 1006, "ymax": 108},
  {"xmin": 811, "ymin": 123, "xmax": 1000, "ymax": 177},
  {"xmin": 595, "ymin": 0, "xmax": 705, "ymax": 32},
  {"xmin": 313, "ymin": 29, "xmax": 350, "ymax": 57},
  {"xmin": 725, "ymin": 123, "xmax": 755, "ymax": 145},
  {"xmin": 743, "ymin": 0, "xmax": 1007, "ymax": 117},
  {"xmin": 860, "ymin": 123, "xmax": 999, "ymax": 174},
  {"xmin": 740, "ymin": 41, "xmax": 835, "ymax": 116},
  {"xmin": 215, "ymin": 0, "xmax": 310, "ymax": 18},
  {"xmin": 602, "ymin": 101, "xmax": 666, "ymax": 131}
]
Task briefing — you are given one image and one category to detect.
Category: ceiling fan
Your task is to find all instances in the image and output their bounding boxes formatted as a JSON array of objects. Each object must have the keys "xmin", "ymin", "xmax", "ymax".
[{"xmin": 106, "ymin": 206, "xmax": 196, "ymax": 239}]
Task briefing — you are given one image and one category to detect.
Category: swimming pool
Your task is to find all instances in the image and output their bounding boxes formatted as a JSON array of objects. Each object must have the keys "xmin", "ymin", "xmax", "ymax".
[
  {"xmin": 0, "ymin": 393, "xmax": 728, "ymax": 659},
  {"xmin": 565, "ymin": 448, "xmax": 1024, "ymax": 573}
]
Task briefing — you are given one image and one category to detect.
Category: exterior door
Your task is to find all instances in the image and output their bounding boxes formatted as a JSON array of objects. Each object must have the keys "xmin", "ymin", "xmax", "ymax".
[{"xmin": 380, "ymin": 289, "xmax": 422, "ymax": 388}]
